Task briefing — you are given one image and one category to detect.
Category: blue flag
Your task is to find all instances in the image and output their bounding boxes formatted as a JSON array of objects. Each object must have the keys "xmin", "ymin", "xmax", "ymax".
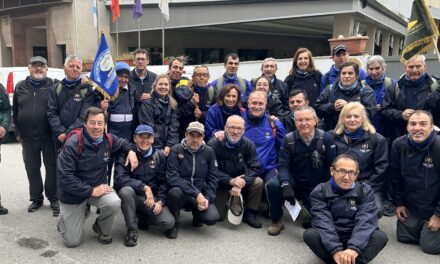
[
  {"xmin": 90, "ymin": 34, "xmax": 119, "ymax": 100},
  {"xmin": 133, "ymin": 0, "xmax": 143, "ymax": 20}
]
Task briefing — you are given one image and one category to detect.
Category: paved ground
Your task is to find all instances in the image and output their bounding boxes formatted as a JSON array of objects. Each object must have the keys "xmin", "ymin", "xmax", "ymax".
[{"xmin": 0, "ymin": 142, "xmax": 439, "ymax": 264}]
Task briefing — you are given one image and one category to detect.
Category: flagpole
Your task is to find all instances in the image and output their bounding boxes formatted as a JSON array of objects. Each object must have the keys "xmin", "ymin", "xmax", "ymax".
[
  {"xmin": 162, "ymin": 16, "xmax": 165, "ymax": 64},
  {"xmin": 116, "ymin": 20, "xmax": 119, "ymax": 58},
  {"xmin": 96, "ymin": 0, "xmax": 99, "ymax": 46},
  {"xmin": 137, "ymin": 18, "xmax": 141, "ymax": 49}
]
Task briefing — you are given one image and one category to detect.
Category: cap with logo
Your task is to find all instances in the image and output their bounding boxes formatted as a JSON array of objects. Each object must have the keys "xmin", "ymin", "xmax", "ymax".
[
  {"xmin": 227, "ymin": 194, "xmax": 244, "ymax": 225},
  {"xmin": 134, "ymin": 124, "xmax": 154, "ymax": 135}
]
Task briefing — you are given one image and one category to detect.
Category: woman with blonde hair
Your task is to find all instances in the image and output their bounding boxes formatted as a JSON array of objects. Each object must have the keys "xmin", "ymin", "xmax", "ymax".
[
  {"xmin": 323, "ymin": 102, "xmax": 389, "ymax": 217},
  {"xmin": 138, "ymin": 74, "xmax": 179, "ymax": 156}
]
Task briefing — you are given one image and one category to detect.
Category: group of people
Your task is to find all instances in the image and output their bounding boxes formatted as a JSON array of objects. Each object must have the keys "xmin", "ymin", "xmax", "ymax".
[{"xmin": 0, "ymin": 44, "xmax": 439, "ymax": 263}]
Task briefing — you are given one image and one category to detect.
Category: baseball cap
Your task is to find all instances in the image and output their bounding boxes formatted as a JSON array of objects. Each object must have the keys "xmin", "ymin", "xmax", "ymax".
[
  {"xmin": 29, "ymin": 56, "xmax": 47, "ymax": 65},
  {"xmin": 227, "ymin": 194, "xmax": 244, "ymax": 225},
  {"xmin": 134, "ymin": 124, "xmax": 154, "ymax": 135},
  {"xmin": 186, "ymin": 121, "xmax": 205, "ymax": 135},
  {"xmin": 332, "ymin": 45, "xmax": 348, "ymax": 56},
  {"xmin": 115, "ymin": 61, "xmax": 131, "ymax": 76}
]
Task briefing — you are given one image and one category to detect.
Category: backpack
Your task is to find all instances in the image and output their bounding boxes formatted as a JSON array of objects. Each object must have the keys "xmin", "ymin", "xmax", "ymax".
[
  {"xmin": 285, "ymin": 130, "xmax": 325, "ymax": 155},
  {"xmin": 56, "ymin": 82, "xmax": 89, "ymax": 99},
  {"xmin": 215, "ymin": 76, "xmax": 247, "ymax": 95},
  {"xmin": 361, "ymin": 77, "xmax": 393, "ymax": 91},
  {"xmin": 65, "ymin": 128, "xmax": 113, "ymax": 156},
  {"xmin": 321, "ymin": 180, "xmax": 364, "ymax": 205},
  {"xmin": 390, "ymin": 77, "xmax": 438, "ymax": 101}
]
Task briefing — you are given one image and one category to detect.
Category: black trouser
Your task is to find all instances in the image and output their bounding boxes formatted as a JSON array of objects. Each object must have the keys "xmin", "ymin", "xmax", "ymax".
[
  {"xmin": 167, "ymin": 187, "xmax": 219, "ymax": 226},
  {"xmin": 303, "ymin": 228, "xmax": 388, "ymax": 264},
  {"xmin": 21, "ymin": 138, "xmax": 57, "ymax": 202}
]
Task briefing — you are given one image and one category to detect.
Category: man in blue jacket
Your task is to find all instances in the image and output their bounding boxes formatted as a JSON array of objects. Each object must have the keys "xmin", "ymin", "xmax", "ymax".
[
  {"xmin": 57, "ymin": 107, "xmax": 138, "ymax": 247},
  {"xmin": 390, "ymin": 111, "xmax": 440, "ymax": 254},
  {"xmin": 166, "ymin": 121, "xmax": 219, "ymax": 238},
  {"xmin": 303, "ymin": 154, "xmax": 387, "ymax": 264}
]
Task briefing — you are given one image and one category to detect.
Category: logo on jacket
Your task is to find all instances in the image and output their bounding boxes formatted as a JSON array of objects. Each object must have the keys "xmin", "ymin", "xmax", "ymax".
[
  {"xmin": 178, "ymin": 153, "xmax": 184, "ymax": 159},
  {"xmin": 103, "ymin": 151, "xmax": 110, "ymax": 161},
  {"xmin": 360, "ymin": 143, "xmax": 371, "ymax": 153},
  {"xmin": 73, "ymin": 93, "xmax": 82, "ymax": 101},
  {"xmin": 149, "ymin": 158, "xmax": 156, "ymax": 169},
  {"xmin": 423, "ymin": 156, "xmax": 434, "ymax": 168},
  {"xmin": 265, "ymin": 132, "xmax": 271, "ymax": 139},
  {"xmin": 349, "ymin": 199, "xmax": 358, "ymax": 211}
]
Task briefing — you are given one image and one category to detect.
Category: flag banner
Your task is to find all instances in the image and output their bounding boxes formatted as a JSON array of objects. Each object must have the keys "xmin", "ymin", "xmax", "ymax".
[
  {"xmin": 90, "ymin": 34, "xmax": 119, "ymax": 100},
  {"xmin": 159, "ymin": 0, "xmax": 169, "ymax": 21},
  {"xmin": 92, "ymin": 0, "xmax": 97, "ymax": 28},
  {"xmin": 401, "ymin": 0, "xmax": 439, "ymax": 63},
  {"xmin": 111, "ymin": 0, "xmax": 120, "ymax": 23},
  {"xmin": 133, "ymin": 0, "xmax": 143, "ymax": 20}
]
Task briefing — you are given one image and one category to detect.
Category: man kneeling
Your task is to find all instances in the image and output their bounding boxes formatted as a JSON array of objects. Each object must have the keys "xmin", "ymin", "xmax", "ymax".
[{"xmin": 303, "ymin": 154, "xmax": 387, "ymax": 264}]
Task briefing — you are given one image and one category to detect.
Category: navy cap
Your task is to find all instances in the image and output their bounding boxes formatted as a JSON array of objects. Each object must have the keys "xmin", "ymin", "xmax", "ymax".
[
  {"xmin": 332, "ymin": 44, "xmax": 348, "ymax": 56},
  {"xmin": 135, "ymin": 124, "xmax": 154, "ymax": 135},
  {"xmin": 115, "ymin": 61, "xmax": 130, "ymax": 75}
]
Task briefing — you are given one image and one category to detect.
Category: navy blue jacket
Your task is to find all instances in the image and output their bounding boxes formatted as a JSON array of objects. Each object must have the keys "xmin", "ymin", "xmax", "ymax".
[
  {"xmin": 271, "ymin": 77, "xmax": 289, "ymax": 111},
  {"xmin": 310, "ymin": 181, "xmax": 379, "ymax": 255},
  {"xmin": 129, "ymin": 69, "xmax": 156, "ymax": 105},
  {"xmin": 57, "ymin": 130, "xmax": 134, "ymax": 204},
  {"xmin": 243, "ymin": 111, "xmax": 286, "ymax": 175},
  {"xmin": 266, "ymin": 92, "xmax": 285, "ymax": 119},
  {"xmin": 205, "ymin": 104, "xmax": 243, "ymax": 140},
  {"xmin": 278, "ymin": 129, "xmax": 328, "ymax": 194},
  {"xmin": 114, "ymin": 148, "xmax": 168, "ymax": 203},
  {"xmin": 47, "ymin": 80, "xmax": 96, "ymax": 138},
  {"xmin": 166, "ymin": 142, "xmax": 219, "ymax": 203},
  {"xmin": 208, "ymin": 136, "xmax": 260, "ymax": 188},
  {"xmin": 323, "ymin": 131, "xmax": 389, "ymax": 192},
  {"xmin": 390, "ymin": 135, "xmax": 440, "ymax": 219},
  {"xmin": 138, "ymin": 92, "xmax": 179, "ymax": 149},
  {"xmin": 315, "ymin": 82, "xmax": 376, "ymax": 131},
  {"xmin": 320, "ymin": 65, "xmax": 367, "ymax": 92},
  {"xmin": 284, "ymin": 70, "xmax": 322, "ymax": 107}
]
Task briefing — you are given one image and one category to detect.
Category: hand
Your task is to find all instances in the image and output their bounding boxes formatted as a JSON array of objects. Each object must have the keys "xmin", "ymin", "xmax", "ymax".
[
  {"xmin": 143, "ymin": 186, "xmax": 155, "ymax": 208},
  {"xmin": 92, "ymin": 184, "xmax": 113, "ymax": 197},
  {"xmin": 396, "ymin": 206, "xmax": 408, "ymax": 222},
  {"xmin": 427, "ymin": 214, "xmax": 440, "ymax": 232},
  {"xmin": 194, "ymin": 108, "xmax": 202, "ymax": 119},
  {"xmin": 282, "ymin": 184, "xmax": 296, "ymax": 205},
  {"xmin": 196, "ymin": 193, "xmax": 208, "ymax": 211},
  {"xmin": 125, "ymin": 150, "xmax": 138, "ymax": 172},
  {"xmin": 152, "ymin": 201, "xmax": 163, "ymax": 215},
  {"xmin": 191, "ymin": 93, "xmax": 199, "ymax": 105},
  {"xmin": 402, "ymin": 109, "xmax": 415, "ymax": 121},
  {"xmin": 141, "ymin": 93, "xmax": 151, "ymax": 101},
  {"xmin": 230, "ymin": 186, "xmax": 242, "ymax": 196},
  {"xmin": 214, "ymin": 130, "xmax": 225, "ymax": 141},
  {"xmin": 0, "ymin": 126, "xmax": 6, "ymax": 138},
  {"xmin": 163, "ymin": 146, "xmax": 171, "ymax": 156},
  {"xmin": 334, "ymin": 99, "xmax": 347, "ymax": 111},
  {"xmin": 333, "ymin": 249, "xmax": 358, "ymax": 264},
  {"xmin": 230, "ymin": 176, "xmax": 245, "ymax": 188},
  {"xmin": 100, "ymin": 99, "xmax": 109, "ymax": 111},
  {"xmin": 58, "ymin": 133, "xmax": 67, "ymax": 143}
]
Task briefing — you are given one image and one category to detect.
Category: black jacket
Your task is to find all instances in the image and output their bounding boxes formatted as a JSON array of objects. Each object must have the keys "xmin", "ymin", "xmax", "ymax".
[
  {"xmin": 166, "ymin": 141, "xmax": 219, "ymax": 203},
  {"xmin": 323, "ymin": 131, "xmax": 389, "ymax": 192},
  {"xmin": 390, "ymin": 135, "xmax": 440, "ymax": 219},
  {"xmin": 13, "ymin": 77, "xmax": 54, "ymax": 140},
  {"xmin": 280, "ymin": 112, "xmax": 296, "ymax": 134},
  {"xmin": 114, "ymin": 148, "xmax": 168, "ymax": 203},
  {"xmin": 266, "ymin": 92, "xmax": 285, "ymax": 119},
  {"xmin": 47, "ymin": 79, "xmax": 96, "ymax": 138},
  {"xmin": 207, "ymin": 136, "xmax": 260, "ymax": 188},
  {"xmin": 129, "ymin": 69, "xmax": 157, "ymax": 106},
  {"xmin": 57, "ymin": 129, "xmax": 134, "ymax": 204},
  {"xmin": 284, "ymin": 70, "xmax": 322, "ymax": 107},
  {"xmin": 138, "ymin": 92, "xmax": 179, "ymax": 149},
  {"xmin": 310, "ymin": 181, "xmax": 379, "ymax": 255},
  {"xmin": 0, "ymin": 84, "xmax": 11, "ymax": 134},
  {"xmin": 316, "ymin": 82, "xmax": 376, "ymax": 131}
]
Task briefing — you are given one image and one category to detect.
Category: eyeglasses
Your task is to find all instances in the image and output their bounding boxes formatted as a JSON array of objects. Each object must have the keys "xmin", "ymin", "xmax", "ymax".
[
  {"xmin": 87, "ymin": 121, "xmax": 105, "ymax": 127},
  {"xmin": 226, "ymin": 125, "xmax": 244, "ymax": 132},
  {"xmin": 194, "ymin": 73, "xmax": 209, "ymax": 78},
  {"xmin": 333, "ymin": 168, "xmax": 358, "ymax": 177}
]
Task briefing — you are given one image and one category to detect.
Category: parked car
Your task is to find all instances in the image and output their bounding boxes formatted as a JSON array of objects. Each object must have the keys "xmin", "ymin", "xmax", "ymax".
[{"xmin": 0, "ymin": 67, "xmax": 65, "ymax": 142}]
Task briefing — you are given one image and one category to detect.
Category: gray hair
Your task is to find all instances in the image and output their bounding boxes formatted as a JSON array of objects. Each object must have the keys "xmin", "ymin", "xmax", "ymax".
[
  {"xmin": 193, "ymin": 65, "xmax": 209, "ymax": 75},
  {"xmin": 367, "ymin": 55, "xmax": 386, "ymax": 69},
  {"xmin": 262, "ymin": 57, "xmax": 277, "ymax": 67},
  {"xmin": 64, "ymin": 55, "xmax": 82, "ymax": 66},
  {"xmin": 405, "ymin": 54, "xmax": 426, "ymax": 65},
  {"xmin": 293, "ymin": 106, "xmax": 318, "ymax": 120}
]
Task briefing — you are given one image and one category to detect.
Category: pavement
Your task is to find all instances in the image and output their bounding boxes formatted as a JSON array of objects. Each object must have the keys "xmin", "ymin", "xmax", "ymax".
[{"xmin": 0, "ymin": 142, "xmax": 439, "ymax": 264}]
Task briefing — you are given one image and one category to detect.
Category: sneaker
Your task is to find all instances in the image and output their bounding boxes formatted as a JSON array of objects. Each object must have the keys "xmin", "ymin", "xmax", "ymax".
[
  {"xmin": 124, "ymin": 230, "xmax": 138, "ymax": 247},
  {"xmin": 92, "ymin": 219, "xmax": 112, "ymax": 244},
  {"xmin": 267, "ymin": 220, "xmax": 285, "ymax": 236},
  {"xmin": 50, "ymin": 200, "xmax": 60, "ymax": 217},
  {"xmin": 165, "ymin": 224, "xmax": 178, "ymax": 239},
  {"xmin": 0, "ymin": 205, "xmax": 8, "ymax": 215},
  {"xmin": 243, "ymin": 211, "xmax": 262, "ymax": 229},
  {"xmin": 383, "ymin": 200, "xmax": 396, "ymax": 217},
  {"xmin": 28, "ymin": 201, "xmax": 43, "ymax": 212}
]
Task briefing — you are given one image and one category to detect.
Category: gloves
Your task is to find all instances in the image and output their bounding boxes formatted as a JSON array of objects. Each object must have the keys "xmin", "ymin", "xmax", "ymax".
[{"xmin": 282, "ymin": 184, "xmax": 296, "ymax": 205}]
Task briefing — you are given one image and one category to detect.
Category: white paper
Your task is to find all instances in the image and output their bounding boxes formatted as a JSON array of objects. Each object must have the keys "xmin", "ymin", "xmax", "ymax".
[{"xmin": 284, "ymin": 199, "xmax": 301, "ymax": 222}]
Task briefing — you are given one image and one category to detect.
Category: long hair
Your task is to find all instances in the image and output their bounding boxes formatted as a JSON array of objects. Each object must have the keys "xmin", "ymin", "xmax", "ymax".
[
  {"xmin": 334, "ymin": 102, "xmax": 376, "ymax": 135},
  {"xmin": 217, "ymin": 84, "xmax": 241, "ymax": 107},
  {"xmin": 288, "ymin": 47, "xmax": 316, "ymax": 75},
  {"xmin": 151, "ymin": 74, "xmax": 178, "ymax": 110}
]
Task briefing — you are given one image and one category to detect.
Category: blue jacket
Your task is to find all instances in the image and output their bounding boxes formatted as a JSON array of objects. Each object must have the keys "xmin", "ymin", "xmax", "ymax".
[
  {"xmin": 57, "ymin": 129, "xmax": 134, "ymax": 204},
  {"xmin": 324, "ymin": 131, "xmax": 389, "ymax": 192},
  {"xmin": 390, "ymin": 135, "xmax": 440, "ymax": 219},
  {"xmin": 211, "ymin": 74, "xmax": 253, "ymax": 104},
  {"xmin": 114, "ymin": 148, "xmax": 168, "ymax": 203},
  {"xmin": 166, "ymin": 141, "xmax": 219, "ymax": 203},
  {"xmin": 310, "ymin": 181, "xmax": 379, "ymax": 255},
  {"xmin": 205, "ymin": 104, "xmax": 243, "ymax": 140},
  {"xmin": 243, "ymin": 111, "xmax": 286, "ymax": 175},
  {"xmin": 320, "ymin": 65, "xmax": 367, "ymax": 92}
]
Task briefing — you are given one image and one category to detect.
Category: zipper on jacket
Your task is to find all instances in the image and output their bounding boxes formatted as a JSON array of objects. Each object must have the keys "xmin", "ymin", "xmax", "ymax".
[{"xmin": 191, "ymin": 153, "xmax": 196, "ymax": 186}]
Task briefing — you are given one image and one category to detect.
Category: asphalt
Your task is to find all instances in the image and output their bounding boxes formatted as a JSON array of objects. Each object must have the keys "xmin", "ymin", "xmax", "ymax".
[{"xmin": 0, "ymin": 142, "xmax": 439, "ymax": 264}]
